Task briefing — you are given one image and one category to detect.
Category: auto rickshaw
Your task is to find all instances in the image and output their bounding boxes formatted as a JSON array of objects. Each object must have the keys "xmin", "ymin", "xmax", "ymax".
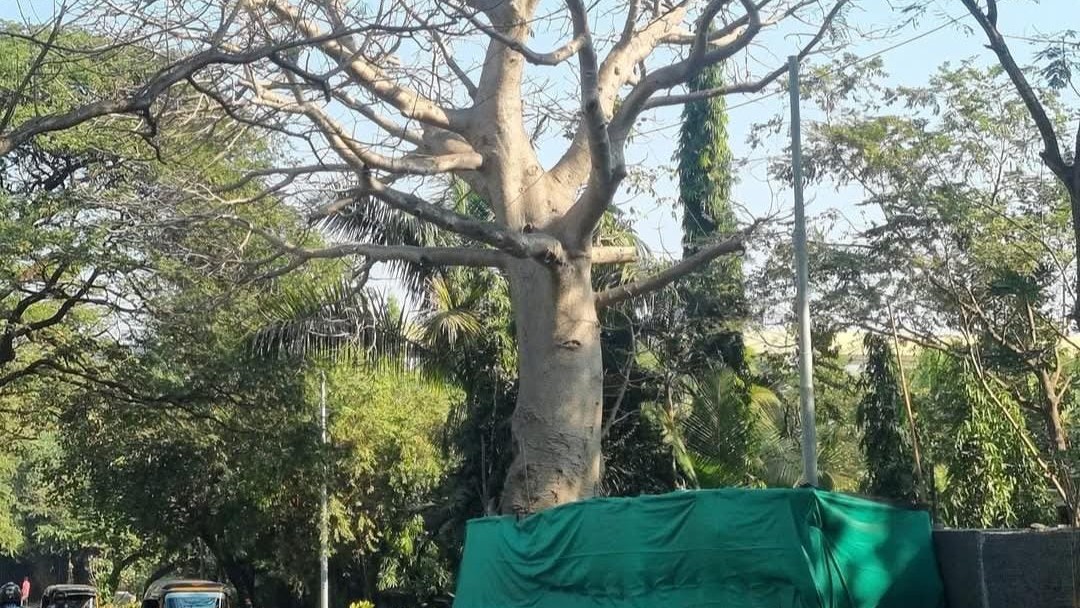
[
  {"xmin": 141, "ymin": 580, "xmax": 232, "ymax": 608},
  {"xmin": 41, "ymin": 585, "xmax": 97, "ymax": 608}
]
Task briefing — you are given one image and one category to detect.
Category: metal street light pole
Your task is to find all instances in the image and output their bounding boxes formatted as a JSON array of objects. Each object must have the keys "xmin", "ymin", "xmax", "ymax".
[
  {"xmin": 319, "ymin": 372, "xmax": 330, "ymax": 608},
  {"xmin": 789, "ymin": 55, "xmax": 818, "ymax": 487}
]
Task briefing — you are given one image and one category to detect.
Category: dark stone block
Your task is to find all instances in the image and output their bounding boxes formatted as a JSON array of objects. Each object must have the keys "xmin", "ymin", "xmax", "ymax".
[
  {"xmin": 933, "ymin": 530, "xmax": 983, "ymax": 608},
  {"xmin": 933, "ymin": 529, "xmax": 1080, "ymax": 608}
]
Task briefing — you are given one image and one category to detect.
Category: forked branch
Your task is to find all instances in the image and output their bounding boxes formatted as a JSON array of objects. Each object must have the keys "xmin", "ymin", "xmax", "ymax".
[
  {"xmin": 257, "ymin": 0, "xmax": 464, "ymax": 131},
  {"xmin": 335, "ymin": 179, "xmax": 566, "ymax": 263},
  {"xmin": 447, "ymin": 0, "xmax": 586, "ymax": 66},
  {"xmin": 644, "ymin": 0, "xmax": 847, "ymax": 109}
]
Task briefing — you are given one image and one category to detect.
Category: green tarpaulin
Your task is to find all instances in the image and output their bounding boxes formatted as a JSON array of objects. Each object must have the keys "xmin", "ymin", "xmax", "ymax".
[{"xmin": 454, "ymin": 488, "xmax": 944, "ymax": 608}]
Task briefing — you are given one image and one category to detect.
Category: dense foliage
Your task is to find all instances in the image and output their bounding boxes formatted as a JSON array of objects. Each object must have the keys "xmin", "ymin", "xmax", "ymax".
[
  {"xmin": 675, "ymin": 63, "xmax": 745, "ymax": 372},
  {"xmin": 857, "ymin": 335, "xmax": 918, "ymax": 503},
  {"xmin": 1, "ymin": 7, "xmax": 1079, "ymax": 608}
]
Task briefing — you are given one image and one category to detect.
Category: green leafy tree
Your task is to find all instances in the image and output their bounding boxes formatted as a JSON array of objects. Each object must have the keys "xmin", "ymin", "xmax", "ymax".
[
  {"xmin": 763, "ymin": 61, "xmax": 1078, "ymax": 519},
  {"xmin": 0, "ymin": 25, "xmax": 347, "ymax": 602},
  {"xmin": 656, "ymin": 339, "xmax": 863, "ymax": 492},
  {"xmin": 0, "ymin": 26, "xmax": 152, "ymax": 390},
  {"xmin": 857, "ymin": 334, "xmax": 917, "ymax": 503},
  {"xmin": 677, "ymin": 367, "xmax": 774, "ymax": 488},
  {"xmin": 0, "ymin": 25, "xmax": 305, "ymax": 596},
  {"xmin": 320, "ymin": 364, "xmax": 461, "ymax": 603},
  {"xmin": 618, "ymin": 62, "xmax": 791, "ymax": 496},
  {"xmin": 952, "ymin": 1, "xmax": 1080, "ymax": 321},
  {"xmin": 675, "ymin": 64, "xmax": 746, "ymax": 373},
  {"xmin": 62, "ymin": 294, "xmax": 324, "ymax": 604},
  {"xmin": 913, "ymin": 350, "xmax": 1053, "ymax": 527}
]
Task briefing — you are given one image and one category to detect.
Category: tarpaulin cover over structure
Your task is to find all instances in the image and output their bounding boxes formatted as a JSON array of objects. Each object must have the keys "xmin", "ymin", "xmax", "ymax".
[{"xmin": 454, "ymin": 488, "xmax": 945, "ymax": 608}]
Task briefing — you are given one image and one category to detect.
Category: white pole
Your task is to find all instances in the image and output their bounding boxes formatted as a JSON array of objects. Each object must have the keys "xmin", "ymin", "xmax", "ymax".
[
  {"xmin": 319, "ymin": 372, "xmax": 330, "ymax": 608},
  {"xmin": 789, "ymin": 55, "xmax": 818, "ymax": 487}
]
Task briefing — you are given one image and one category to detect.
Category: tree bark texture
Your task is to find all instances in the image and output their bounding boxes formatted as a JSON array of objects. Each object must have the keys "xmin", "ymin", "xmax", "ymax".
[{"xmin": 501, "ymin": 256, "xmax": 603, "ymax": 512}]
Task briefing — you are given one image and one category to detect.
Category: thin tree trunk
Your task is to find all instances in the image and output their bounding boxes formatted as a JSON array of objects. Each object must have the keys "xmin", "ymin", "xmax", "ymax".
[
  {"xmin": 886, "ymin": 303, "xmax": 924, "ymax": 486},
  {"xmin": 1037, "ymin": 370, "xmax": 1068, "ymax": 452},
  {"xmin": 1070, "ymin": 186, "xmax": 1080, "ymax": 323},
  {"xmin": 1045, "ymin": 402, "xmax": 1067, "ymax": 452},
  {"xmin": 500, "ymin": 256, "xmax": 603, "ymax": 513},
  {"xmin": 106, "ymin": 552, "xmax": 144, "ymax": 596}
]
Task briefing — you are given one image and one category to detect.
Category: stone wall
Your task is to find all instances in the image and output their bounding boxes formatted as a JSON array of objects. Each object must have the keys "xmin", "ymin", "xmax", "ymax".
[{"xmin": 933, "ymin": 528, "xmax": 1079, "ymax": 608}]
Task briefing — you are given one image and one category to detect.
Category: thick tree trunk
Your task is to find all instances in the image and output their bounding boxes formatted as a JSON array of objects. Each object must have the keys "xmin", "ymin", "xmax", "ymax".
[
  {"xmin": 463, "ymin": 0, "xmax": 606, "ymax": 514},
  {"xmin": 500, "ymin": 255, "xmax": 603, "ymax": 513}
]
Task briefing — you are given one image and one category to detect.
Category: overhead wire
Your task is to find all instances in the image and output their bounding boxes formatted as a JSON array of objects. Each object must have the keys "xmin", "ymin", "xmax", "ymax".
[{"xmin": 634, "ymin": 10, "xmax": 970, "ymax": 138}]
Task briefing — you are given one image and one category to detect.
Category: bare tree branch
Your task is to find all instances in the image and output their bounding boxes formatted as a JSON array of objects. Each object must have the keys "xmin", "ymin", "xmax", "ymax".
[
  {"xmin": 611, "ymin": 0, "xmax": 847, "ymax": 138},
  {"xmin": 644, "ymin": 0, "xmax": 846, "ymax": 109},
  {"xmin": 310, "ymin": 176, "xmax": 565, "ymax": 263},
  {"xmin": 256, "ymin": 0, "xmax": 464, "ymax": 131},
  {"xmin": 591, "ymin": 246, "xmax": 638, "ymax": 264},
  {"xmin": 595, "ymin": 228, "xmax": 753, "ymax": 309},
  {"xmin": 217, "ymin": 214, "xmax": 507, "ymax": 278},
  {"xmin": 429, "ymin": 28, "xmax": 479, "ymax": 99},
  {"xmin": 960, "ymin": 0, "xmax": 1069, "ymax": 180},
  {"xmin": 215, "ymin": 163, "xmax": 352, "ymax": 192},
  {"xmin": 328, "ymin": 90, "xmax": 426, "ymax": 146},
  {"xmin": 0, "ymin": 29, "xmax": 369, "ymax": 157},
  {"xmin": 548, "ymin": 5, "xmax": 688, "ymax": 192},
  {"xmin": 564, "ymin": 0, "xmax": 623, "ymax": 241},
  {"xmin": 247, "ymin": 82, "xmax": 482, "ymax": 175},
  {"xmin": 0, "ymin": 2, "xmax": 69, "ymax": 133},
  {"xmin": 447, "ymin": 0, "xmax": 586, "ymax": 66}
]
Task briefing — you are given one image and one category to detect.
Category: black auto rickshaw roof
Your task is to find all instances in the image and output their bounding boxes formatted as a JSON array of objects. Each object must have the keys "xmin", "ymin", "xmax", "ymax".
[{"xmin": 43, "ymin": 585, "xmax": 96, "ymax": 598}]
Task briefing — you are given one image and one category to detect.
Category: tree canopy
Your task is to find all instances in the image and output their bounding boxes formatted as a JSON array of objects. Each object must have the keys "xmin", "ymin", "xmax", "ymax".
[{"xmin": 2, "ymin": 1, "xmax": 1080, "ymax": 605}]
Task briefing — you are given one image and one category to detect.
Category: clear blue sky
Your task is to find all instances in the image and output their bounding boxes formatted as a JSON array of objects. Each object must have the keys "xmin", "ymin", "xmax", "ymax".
[{"xmin": 3, "ymin": 0, "xmax": 1074, "ymax": 259}]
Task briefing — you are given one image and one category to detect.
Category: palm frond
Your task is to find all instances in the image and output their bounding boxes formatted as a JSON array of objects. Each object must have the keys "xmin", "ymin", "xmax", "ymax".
[
  {"xmin": 250, "ymin": 276, "xmax": 420, "ymax": 368},
  {"xmin": 593, "ymin": 210, "xmax": 653, "ymax": 289},
  {"xmin": 315, "ymin": 195, "xmax": 441, "ymax": 295},
  {"xmin": 418, "ymin": 274, "xmax": 490, "ymax": 352},
  {"xmin": 673, "ymin": 366, "xmax": 855, "ymax": 489},
  {"xmin": 447, "ymin": 179, "xmax": 493, "ymax": 221},
  {"xmin": 681, "ymin": 368, "xmax": 772, "ymax": 487},
  {"xmin": 642, "ymin": 401, "xmax": 698, "ymax": 487},
  {"xmin": 314, "ymin": 180, "xmax": 496, "ymax": 298}
]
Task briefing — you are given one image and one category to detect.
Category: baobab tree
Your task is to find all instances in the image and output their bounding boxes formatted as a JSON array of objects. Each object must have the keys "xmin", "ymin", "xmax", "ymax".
[{"xmin": 3, "ymin": 0, "xmax": 848, "ymax": 513}]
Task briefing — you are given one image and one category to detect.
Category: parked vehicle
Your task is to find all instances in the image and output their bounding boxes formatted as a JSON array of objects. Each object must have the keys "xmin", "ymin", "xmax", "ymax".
[
  {"xmin": 41, "ymin": 585, "xmax": 96, "ymax": 608},
  {"xmin": 141, "ymin": 581, "xmax": 232, "ymax": 608}
]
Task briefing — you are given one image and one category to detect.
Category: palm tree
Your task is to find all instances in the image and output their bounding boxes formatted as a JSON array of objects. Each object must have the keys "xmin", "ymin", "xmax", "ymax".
[
  {"xmin": 251, "ymin": 179, "xmax": 496, "ymax": 365},
  {"xmin": 657, "ymin": 364, "xmax": 858, "ymax": 491}
]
